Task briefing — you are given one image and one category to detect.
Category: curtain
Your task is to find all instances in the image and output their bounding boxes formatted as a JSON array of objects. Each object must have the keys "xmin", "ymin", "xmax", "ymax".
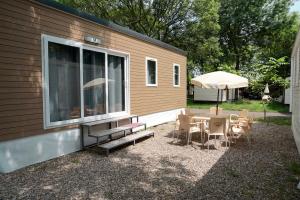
[
  {"xmin": 108, "ymin": 55, "xmax": 125, "ymax": 113},
  {"xmin": 83, "ymin": 50, "xmax": 106, "ymax": 117},
  {"xmin": 48, "ymin": 42, "xmax": 81, "ymax": 122}
]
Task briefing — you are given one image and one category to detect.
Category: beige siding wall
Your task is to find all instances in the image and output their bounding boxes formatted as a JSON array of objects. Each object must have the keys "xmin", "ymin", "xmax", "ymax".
[
  {"xmin": 292, "ymin": 88, "xmax": 300, "ymax": 154},
  {"xmin": 291, "ymin": 31, "xmax": 300, "ymax": 154},
  {"xmin": 0, "ymin": 0, "xmax": 186, "ymax": 141}
]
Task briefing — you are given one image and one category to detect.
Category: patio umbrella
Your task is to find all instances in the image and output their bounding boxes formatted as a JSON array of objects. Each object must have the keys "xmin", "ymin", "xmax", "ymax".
[
  {"xmin": 83, "ymin": 78, "xmax": 114, "ymax": 89},
  {"xmin": 191, "ymin": 71, "xmax": 249, "ymax": 115}
]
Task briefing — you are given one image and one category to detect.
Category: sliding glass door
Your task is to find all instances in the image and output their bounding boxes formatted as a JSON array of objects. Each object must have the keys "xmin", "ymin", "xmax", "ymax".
[
  {"xmin": 108, "ymin": 55, "xmax": 125, "ymax": 113},
  {"xmin": 83, "ymin": 50, "xmax": 106, "ymax": 117},
  {"xmin": 43, "ymin": 35, "xmax": 128, "ymax": 128},
  {"xmin": 48, "ymin": 42, "xmax": 81, "ymax": 122}
]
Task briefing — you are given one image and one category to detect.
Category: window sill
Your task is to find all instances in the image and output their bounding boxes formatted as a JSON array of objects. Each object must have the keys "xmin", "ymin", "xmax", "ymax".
[
  {"xmin": 146, "ymin": 84, "xmax": 158, "ymax": 87},
  {"xmin": 44, "ymin": 111, "xmax": 129, "ymax": 129}
]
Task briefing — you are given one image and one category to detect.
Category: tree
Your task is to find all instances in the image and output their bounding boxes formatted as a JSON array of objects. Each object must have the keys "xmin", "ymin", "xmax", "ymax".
[
  {"xmin": 219, "ymin": 0, "xmax": 295, "ymax": 70},
  {"xmin": 56, "ymin": 0, "xmax": 192, "ymax": 44},
  {"xmin": 181, "ymin": 0, "xmax": 222, "ymax": 73},
  {"xmin": 219, "ymin": 0, "xmax": 298, "ymax": 99},
  {"xmin": 57, "ymin": 0, "xmax": 222, "ymax": 75},
  {"xmin": 57, "ymin": 0, "xmax": 299, "ymax": 99},
  {"xmin": 244, "ymin": 57, "xmax": 289, "ymax": 97},
  {"xmin": 258, "ymin": 13, "xmax": 299, "ymax": 61}
]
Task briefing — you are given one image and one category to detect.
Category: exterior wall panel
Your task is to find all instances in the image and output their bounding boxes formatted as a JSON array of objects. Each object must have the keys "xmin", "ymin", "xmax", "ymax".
[
  {"xmin": 292, "ymin": 88, "xmax": 300, "ymax": 154},
  {"xmin": 0, "ymin": 0, "xmax": 186, "ymax": 141},
  {"xmin": 291, "ymin": 31, "xmax": 300, "ymax": 154}
]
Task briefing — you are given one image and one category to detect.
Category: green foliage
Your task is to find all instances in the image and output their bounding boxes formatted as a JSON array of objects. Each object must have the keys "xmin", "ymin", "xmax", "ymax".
[
  {"xmin": 217, "ymin": 64, "xmax": 238, "ymax": 74},
  {"xmin": 56, "ymin": 0, "xmax": 192, "ymax": 43},
  {"xmin": 288, "ymin": 162, "xmax": 300, "ymax": 175},
  {"xmin": 56, "ymin": 0, "xmax": 299, "ymax": 95},
  {"xmin": 219, "ymin": 0, "xmax": 297, "ymax": 71},
  {"xmin": 183, "ymin": 0, "xmax": 223, "ymax": 73},
  {"xmin": 256, "ymin": 116, "xmax": 291, "ymax": 126},
  {"xmin": 256, "ymin": 2, "xmax": 300, "ymax": 60},
  {"xmin": 187, "ymin": 99, "xmax": 290, "ymax": 113},
  {"xmin": 245, "ymin": 57, "xmax": 290, "ymax": 96}
]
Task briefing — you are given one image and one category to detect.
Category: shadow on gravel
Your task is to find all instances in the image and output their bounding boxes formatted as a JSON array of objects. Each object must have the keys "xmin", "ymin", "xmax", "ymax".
[
  {"xmin": 179, "ymin": 124, "xmax": 300, "ymax": 200},
  {"xmin": 1, "ymin": 123, "xmax": 300, "ymax": 199},
  {"xmin": 0, "ymin": 149, "xmax": 196, "ymax": 199}
]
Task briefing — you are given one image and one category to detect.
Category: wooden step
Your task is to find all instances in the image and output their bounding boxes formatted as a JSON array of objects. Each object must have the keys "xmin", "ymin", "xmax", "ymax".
[
  {"xmin": 98, "ymin": 130, "xmax": 154, "ymax": 155},
  {"xmin": 88, "ymin": 126, "xmax": 130, "ymax": 138},
  {"xmin": 120, "ymin": 122, "xmax": 146, "ymax": 129},
  {"xmin": 88, "ymin": 123, "xmax": 146, "ymax": 138}
]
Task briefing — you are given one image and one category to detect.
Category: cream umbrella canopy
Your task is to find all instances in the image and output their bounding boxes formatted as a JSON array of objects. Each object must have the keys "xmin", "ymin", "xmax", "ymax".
[
  {"xmin": 83, "ymin": 78, "xmax": 114, "ymax": 89},
  {"xmin": 191, "ymin": 71, "xmax": 249, "ymax": 115}
]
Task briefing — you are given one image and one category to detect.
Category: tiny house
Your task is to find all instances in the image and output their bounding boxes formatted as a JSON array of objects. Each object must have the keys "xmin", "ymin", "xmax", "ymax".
[
  {"xmin": 193, "ymin": 87, "xmax": 235, "ymax": 102},
  {"xmin": 0, "ymin": 0, "xmax": 187, "ymax": 172},
  {"xmin": 291, "ymin": 29, "xmax": 300, "ymax": 154}
]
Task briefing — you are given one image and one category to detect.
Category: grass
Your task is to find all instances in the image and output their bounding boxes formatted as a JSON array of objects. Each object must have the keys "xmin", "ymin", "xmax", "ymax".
[
  {"xmin": 256, "ymin": 116, "xmax": 291, "ymax": 126},
  {"xmin": 71, "ymin": 158, "xmax": 80, "ymax": 164},
  {"xmin": 288, "ymin": 162, "xmax": 300, "ymax": 176},
  {"xmin": 225, "ymin": 168, "xmax": 240, "ymax": 178},
  {"xmin": 286, "ymin": 162, "xmax": 300, "ymax": 184},
  {"xmin": 187, "ymin": 99, "xmax": 289, "ymax": 113}
]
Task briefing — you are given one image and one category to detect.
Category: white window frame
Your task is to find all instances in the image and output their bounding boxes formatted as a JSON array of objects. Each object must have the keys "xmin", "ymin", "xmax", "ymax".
[
  {"xmin": 145, "ymin": 57, "xmax": 158, "ymax": 87},
  {"xmin": 173, "ymin": 63, "xmax": 180, "ymax": 87},
  {"xmin": 42, "ymin": 34, "xmax": 130, "ymax": 129}
]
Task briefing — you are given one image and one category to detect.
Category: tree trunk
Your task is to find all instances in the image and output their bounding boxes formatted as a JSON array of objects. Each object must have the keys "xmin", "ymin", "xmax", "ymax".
[{"xmin": 234, "ymin": 54, "xmax": 240, "ymax": 100}]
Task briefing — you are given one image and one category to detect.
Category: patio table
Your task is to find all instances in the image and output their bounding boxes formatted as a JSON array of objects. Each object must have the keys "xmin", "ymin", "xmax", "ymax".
[
  {"xmin": 191, "ymin": 116, "xmax": 210, "ymax": 148},
  {"xmin": 192, "ymin": 115, "xmax": 230, "ymax": 148},
  {"xmin": 192, "ymin": 116, "xmax": 210, "ymax": 121},
  {"xmin": 192, "ymin": 114, "xmax": 229, "ymax": 122}
]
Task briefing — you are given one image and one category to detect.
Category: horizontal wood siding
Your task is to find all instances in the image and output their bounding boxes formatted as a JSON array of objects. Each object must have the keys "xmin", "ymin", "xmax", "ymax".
[
  {"xmin": 291, "ymin": 32, "xmax": 300, "ymax": 154},
  {"xmin": 0, "ymin": 0, "xmax": 186, "ymax": 141},
  {"xmin": 292, "ymin": 88, "xmax": 300, "ymax": 154}
]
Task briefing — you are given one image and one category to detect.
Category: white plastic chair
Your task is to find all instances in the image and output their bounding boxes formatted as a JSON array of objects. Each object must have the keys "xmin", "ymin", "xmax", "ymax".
[
  {"xmin": 174, "ymin": 114, "xmax": 200, "ymax": 145},
  {"xmin": 239, "ymin": 109, "xmax": 249, "ymax": 119},
  {"xmin": 205, "ymin": 117, "xmax": 227, "ymax": 150},
  {"xmin": 229, "ymin": 116, "xmax": 253, "ymax": 145}
]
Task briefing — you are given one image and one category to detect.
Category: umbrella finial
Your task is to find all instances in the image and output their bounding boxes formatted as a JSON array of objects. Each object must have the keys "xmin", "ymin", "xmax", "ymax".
[{"xmin": 264, "ymin": 83, "xmax": 270, "ymax": 94}]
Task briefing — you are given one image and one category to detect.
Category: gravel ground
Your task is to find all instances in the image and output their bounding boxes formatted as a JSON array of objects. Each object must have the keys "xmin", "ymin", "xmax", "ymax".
[{"xmin": 1, "ymin": 122, "xmax": 300, "ymax": 200}]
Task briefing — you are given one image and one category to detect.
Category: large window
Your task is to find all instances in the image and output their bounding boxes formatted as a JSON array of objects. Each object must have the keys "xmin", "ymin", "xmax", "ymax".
[
  {"xmin": 173, "ymin": 64, "xmax": 180, "ymax": 87},
  {"xmin": 43, "ymin": 35, "xmax": 128, "ymax": 128},
  {"xmin": 108, "ymin": 55, "xmax": 125, "ymax": 112},
  {"xmin": 83, "ymin": 50, "xmax": 106, "ymax": 117},
  {"xmin": 146, "ymin": 57, "xmax": 157, "ymax": 86},
  {"xmin": 48, "ymin": 42, "xmax": 81, "ymax": 122}
]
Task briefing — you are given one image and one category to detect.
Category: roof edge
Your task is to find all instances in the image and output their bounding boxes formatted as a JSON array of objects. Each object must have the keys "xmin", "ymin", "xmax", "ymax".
[{"xmin": 34, "ymin": 0, "xmax": 187, "ymax": 56}]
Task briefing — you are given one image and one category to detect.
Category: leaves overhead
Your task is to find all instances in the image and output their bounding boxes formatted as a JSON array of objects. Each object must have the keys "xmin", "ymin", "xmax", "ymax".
[
  {"xmin": 58, "ymin": 0, "xmax": 192, "ymax": 43},
  {"xmin": 219, "ymin": 0, "xmax": 298, "ymax": 70},
  {"xmin": 57, "ymin": 0, "xmax": 299, "ymax": 95}
]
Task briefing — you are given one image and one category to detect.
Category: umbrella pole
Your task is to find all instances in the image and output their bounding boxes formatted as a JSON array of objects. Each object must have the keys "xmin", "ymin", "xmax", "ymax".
[{"xmin": 216, "ymin": 89, "xmax": 219, "ymax": 115}]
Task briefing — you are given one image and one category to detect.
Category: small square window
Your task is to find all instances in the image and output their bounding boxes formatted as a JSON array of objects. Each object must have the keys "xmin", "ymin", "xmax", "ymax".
[
  {"xmin": 146, "ymin": 57, "xmax": 157, "ymax": 86},
  {"xmin": 173, "ymin": 64, "xmax": 180, "ymax": 87}
]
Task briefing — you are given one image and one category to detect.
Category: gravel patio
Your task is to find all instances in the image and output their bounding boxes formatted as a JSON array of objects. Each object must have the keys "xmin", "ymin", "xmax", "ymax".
[{"xmin": 1, "ymin": 121, "xmax": 300, "ymax": 200}]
